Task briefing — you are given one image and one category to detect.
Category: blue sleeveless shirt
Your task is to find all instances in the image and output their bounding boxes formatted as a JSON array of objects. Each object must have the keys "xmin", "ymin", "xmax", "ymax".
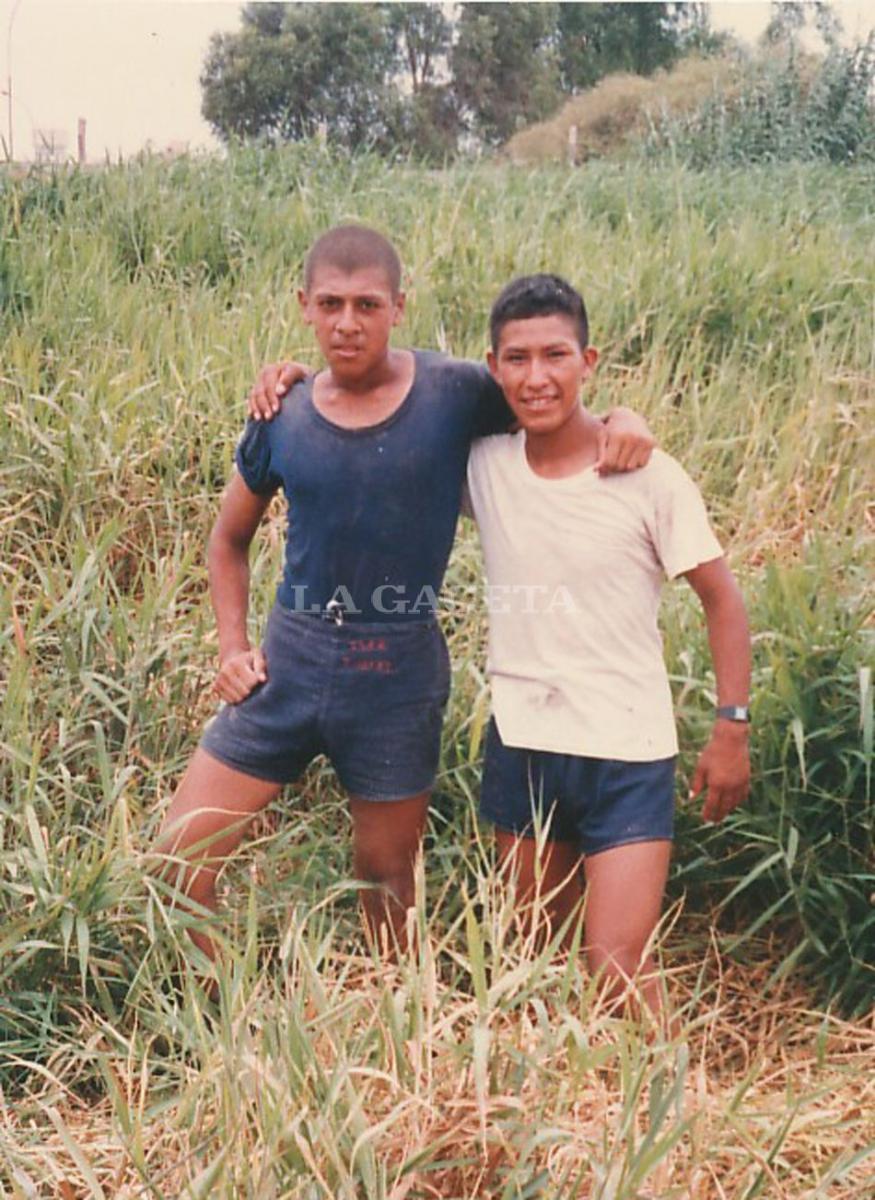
[{"xmin": 235, "ymin": 350, "xmax": 510, "ymax": 622}]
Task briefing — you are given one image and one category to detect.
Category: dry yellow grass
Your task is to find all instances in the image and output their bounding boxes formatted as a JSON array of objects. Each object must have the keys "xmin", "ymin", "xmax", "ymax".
[
  {"xmin": 4, "ymin": 920, "xmax": 873, "ymax": 1199},
  {"xmin": 506, "ymin": 57, "xmax": 736, "ymax": 164}
]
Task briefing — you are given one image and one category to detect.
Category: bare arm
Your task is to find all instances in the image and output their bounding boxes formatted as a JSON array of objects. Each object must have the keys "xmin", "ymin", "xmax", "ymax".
[
  {"xmin": 683, "ymin": 557, "xmax": 752, "ymax": 822},
  {"xmin": 208, "ymin": 473, "xmax": 273, "ymax": 703}
]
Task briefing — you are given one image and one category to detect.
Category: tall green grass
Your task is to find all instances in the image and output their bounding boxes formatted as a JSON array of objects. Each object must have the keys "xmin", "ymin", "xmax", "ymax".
[
  {"xmin": 647, "ymin": 38, "xmax": 875, "ymax": 166},
  {"xmin": 1, "ymin": 149, "xmax": 873, "ymax": 1195}
]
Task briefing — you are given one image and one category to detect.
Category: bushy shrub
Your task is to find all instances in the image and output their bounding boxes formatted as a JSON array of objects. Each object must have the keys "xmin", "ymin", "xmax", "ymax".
[
  {"xmin": 506, "ymin": 34, "xmax": 875, "ymax": 169},
  {"xmin": 505, "ymin": 56, "xmax": 733, "ymax": 164},
  {"xmin": 649, "ymin": 36, "xmax": 875, "ymax": 166}
]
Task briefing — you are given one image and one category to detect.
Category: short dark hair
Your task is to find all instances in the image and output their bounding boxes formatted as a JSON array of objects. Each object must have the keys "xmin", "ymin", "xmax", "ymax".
[
  {"xmin": 489, "ymin": 274, "xmax": 589, "ymax": 351},
  {"xmin": 304, "ymin": 224, "xmax": 402, "ymax": 296}
]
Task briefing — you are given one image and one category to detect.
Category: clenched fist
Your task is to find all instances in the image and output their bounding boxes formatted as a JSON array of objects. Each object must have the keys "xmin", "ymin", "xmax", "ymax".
[{"xmin": 214, "ymin": 646, "xmax": 268, "ymax": 704}]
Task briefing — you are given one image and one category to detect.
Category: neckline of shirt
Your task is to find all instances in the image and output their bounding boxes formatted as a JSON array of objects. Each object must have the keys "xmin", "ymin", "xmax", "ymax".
[
  {"xmin": 304, "ymin": 350, "xmax": 419, "ymax": 439},
  {"xmin": 514, "ymin": 429, "xmax": 600, "ymax": 489}
]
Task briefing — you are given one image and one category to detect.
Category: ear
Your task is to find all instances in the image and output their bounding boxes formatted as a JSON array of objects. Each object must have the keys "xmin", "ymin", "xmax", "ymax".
[
  {"xmin": 581, "ymin": 346, "xmax": 599, "ymax": 378},
  {"xmin": 297, "ymin": 288, "xmax": 311, "ymax": 323},
  {"xmin": 486, "ymin": 349, "xmax": 500, "ymax": 380},
  {"xmin": 392, "ymin": 290, "xmax": 406, "ymax": 326}
]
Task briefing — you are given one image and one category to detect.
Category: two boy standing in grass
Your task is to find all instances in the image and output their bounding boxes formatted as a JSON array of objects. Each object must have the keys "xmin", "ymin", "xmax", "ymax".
[{"xmin": 157, "ymin": 225, "xmax": 750, "ymax": 1014}]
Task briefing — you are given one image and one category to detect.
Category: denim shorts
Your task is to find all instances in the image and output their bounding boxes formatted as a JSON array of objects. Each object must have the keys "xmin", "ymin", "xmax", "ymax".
[
  {"xmin": 480, "ymin": 718, "xmax": 676, "ymax": 856},
  {"xmin": 200, "ymin": 603, "xmax": 451, "ymax": 801}
]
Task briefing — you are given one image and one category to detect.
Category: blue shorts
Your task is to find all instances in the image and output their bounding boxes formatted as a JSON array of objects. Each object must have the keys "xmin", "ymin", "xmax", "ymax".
[
  {"xmin": 200, "ymin": 603, "xmax": 451, "ymax": 801},
  {"xmin": 480, "ymin": 718, "xmax": 675, "ymax": 856}
]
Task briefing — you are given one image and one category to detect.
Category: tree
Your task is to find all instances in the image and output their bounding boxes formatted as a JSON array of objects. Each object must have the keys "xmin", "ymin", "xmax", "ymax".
[
  {"xmin": 202, "ymin": 2, "xmax": 460, "ymax": 158},
  {"xmin": 555, "ymin": 3, "xmax": 686, "ymax": 94},
  {"xmin": 451, "ymin": 3, "xmax": 561, "ymax": 145},
  {"xmin": 386, "ymin": 3, "xmax": 461, "ymax": 160},
  {"xmin": 387, "ymin": 3, "xmax": 451, "ymax": 94},
  {"xmin": 762, "ymin": 1, "xmax": 847, "ymax": 50},
  {"xmin": 762, "ymin": 1, "xmax": 808, "ymax": 46},
  {"xmin": 200, "ymin": 1, "xmax": 715, "ymax": 157},
  {"xmin": 201, "ymin": 4, "xmax": 401, "ymax": 151},
  {"xmin": 673, "ymin": 3, "xmax": 736, "ymax": 59},
  {"xmin": 241, "ymin": 2, "xmax": 286, "ymax": 38}
]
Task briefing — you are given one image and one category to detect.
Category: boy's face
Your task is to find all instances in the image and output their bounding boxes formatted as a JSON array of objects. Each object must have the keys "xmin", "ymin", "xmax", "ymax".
[
  {"xmin": 299, "ymin": 263, "xmax": 405, "ymax": 381},
  {"xmin": 487, "ymin": 313, "xmax": 598, "ymax": 435}
]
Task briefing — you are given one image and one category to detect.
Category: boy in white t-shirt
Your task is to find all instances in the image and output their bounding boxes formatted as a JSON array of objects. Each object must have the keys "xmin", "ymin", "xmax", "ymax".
[{"xmin": 467, "ymin": 274, "xmax": 751, "ymax": 1016}]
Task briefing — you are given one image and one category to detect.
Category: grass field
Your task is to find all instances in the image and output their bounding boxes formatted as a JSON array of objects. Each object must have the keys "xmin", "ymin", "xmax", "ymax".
[{"xmin": 1, "ymin": 148, "xmax": 873, "ymax": 1198}]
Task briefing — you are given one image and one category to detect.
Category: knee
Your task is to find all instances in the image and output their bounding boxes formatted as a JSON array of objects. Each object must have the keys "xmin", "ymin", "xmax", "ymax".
[
  {"xmin": 356, "ymin": 848, "xmax": 414, "ymax": 886},
  {"xmin": 354, "ymin": 820, "xmax": 420, "ymax": 878},
  {"xmin": 354, "ymin": 842, "xmax": 418, "ymax": 903}
]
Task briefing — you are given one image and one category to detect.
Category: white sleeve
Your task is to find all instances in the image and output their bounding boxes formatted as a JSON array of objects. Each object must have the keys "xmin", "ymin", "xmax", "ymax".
[{"xmin": 649, "ymin": 454, "xmax": 723, "ymax": 579}]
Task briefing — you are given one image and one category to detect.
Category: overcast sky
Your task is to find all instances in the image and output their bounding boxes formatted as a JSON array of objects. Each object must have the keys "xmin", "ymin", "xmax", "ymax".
[{"xmin": 2, "ymin": 1, "xmax": 874, "ymax": 161}]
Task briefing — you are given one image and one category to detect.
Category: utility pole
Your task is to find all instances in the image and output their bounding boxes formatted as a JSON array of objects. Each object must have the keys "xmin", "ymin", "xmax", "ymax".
[
  {"xmin": 3, "ymin": 0, "xmax": 24, "ymax": 161},
  {"xmin": 3, "ymin": 69, "xmax": 9, "ymax": 160},
  {"xmin": 77, "ymin": 117, "xmax": 86, "ymax": 164}
]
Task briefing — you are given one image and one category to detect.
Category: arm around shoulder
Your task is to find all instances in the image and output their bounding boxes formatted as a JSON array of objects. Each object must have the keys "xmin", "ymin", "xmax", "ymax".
[
  {"xmin": 597, "ymin": 406, "xmax": 656, "ymax": 474},
  {"xmin": 247, "ymin": 360, "xmax": 313, "ymax": 421}
]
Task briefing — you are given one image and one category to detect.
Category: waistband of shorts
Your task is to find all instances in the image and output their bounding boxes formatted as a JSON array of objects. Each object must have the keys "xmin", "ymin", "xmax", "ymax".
[{"xmin": 271, "ymin": 599, "xmax": 440, "ymax": 637}]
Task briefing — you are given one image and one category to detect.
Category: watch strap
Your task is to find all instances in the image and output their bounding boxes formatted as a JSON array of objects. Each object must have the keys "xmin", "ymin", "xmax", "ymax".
[{"xmin": 716, "ymin": 704, "xmax": 750, "ymax": 723}]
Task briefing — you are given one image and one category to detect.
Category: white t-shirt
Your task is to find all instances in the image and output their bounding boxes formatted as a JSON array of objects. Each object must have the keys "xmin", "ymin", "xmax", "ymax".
[{"xmin": 466, "ymin": 435, "xmax": 723, "ymax": 761}]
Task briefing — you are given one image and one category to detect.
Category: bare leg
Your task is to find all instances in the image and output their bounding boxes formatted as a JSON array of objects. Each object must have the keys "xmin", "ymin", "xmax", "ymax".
[
  {"xmin": 349, "ymin": 792, "xmax": 430, "ymax": 956},
  {"xmin": 583, "ymin": 839, "xmax": 672, "ymax": 1020},
  {"xmin": 154, "ymin": 748, "xmax": 282, "ymax": 962},
  {"xmin": 494, "ymin": 830, "xmax": 584, "ymax": 949}
]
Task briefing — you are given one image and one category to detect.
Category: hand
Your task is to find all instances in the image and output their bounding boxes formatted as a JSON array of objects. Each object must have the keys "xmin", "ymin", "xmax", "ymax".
[
  {"xmin": 214, "ymin": 646, "xmax": 268, "ymax": 704},
  {"xmin": 689, "ymin": 722, "xmax": 751, "ymax": 823},
  {"xmin": 595, "ymin": 406, "xmax": 655, "ymax": 475},
  {"xmin": 247, "ymin": 360, "xmax": 312, "ymax": 421}
]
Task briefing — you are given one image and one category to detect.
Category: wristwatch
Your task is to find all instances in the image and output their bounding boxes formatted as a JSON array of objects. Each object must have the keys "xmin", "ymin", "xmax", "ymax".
[{"xmin": 716, "ymin": 705, "xmax": 750, "ymax": 723}]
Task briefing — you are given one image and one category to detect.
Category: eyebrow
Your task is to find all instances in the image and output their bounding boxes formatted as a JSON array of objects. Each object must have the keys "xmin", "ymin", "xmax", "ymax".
[
  {"xmin": 500, "ymin": 339, "xmax": 574, "ymax": 354},
  {"xmin": 311, "ymin": 290, "xmax": 387, "ymax": 302}
]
